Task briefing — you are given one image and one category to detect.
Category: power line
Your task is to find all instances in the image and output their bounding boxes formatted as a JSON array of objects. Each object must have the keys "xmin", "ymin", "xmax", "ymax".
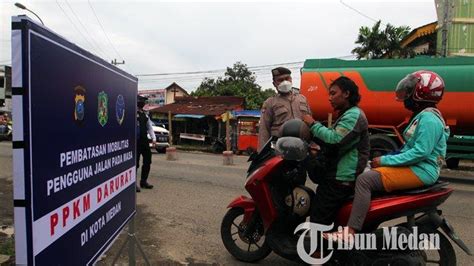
[
  {"xmin": 64, "ymin": 0, "xmax": 110, "ymax": 59},
  {"xmin": 87, "ymin": 0, "xmax": 133, "ymax": 73},
  {"xmin": 55, "ymin": 0, "xmax": 98, "ymax": 56},
  {"xmin": 135, "ymin": 61, "xmax": 304, "ymax": 77},
  {"xmin": 339, "ymin": 0, "xmax": 386, "ymax": 26},
  {"xmin": 135, "ymin": 54, "xmax": 354, "ymax": 79},
  {"xmin": 137, "ymin": 64, "xmax": 309, "ymax": 84},
  {"xmin": 136, "ymin": 54, "xmax": 354, "ymax": 86},
  {"xmin": 137, "ymin": 66, "xmax": 302, "ymax": 83},
  {"xmin": 137, "ymin": 66, "xmax": 304, "ymax": 84}
]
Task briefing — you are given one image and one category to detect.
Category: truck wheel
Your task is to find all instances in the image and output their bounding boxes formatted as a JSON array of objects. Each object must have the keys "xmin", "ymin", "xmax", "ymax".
[
  {"xmin": 369, "ymin": 134, "xmax": 398, "ymax": 159},
  {"xmin": 446, "ymin": 158, "xmax": 460, "ymax": 169}
]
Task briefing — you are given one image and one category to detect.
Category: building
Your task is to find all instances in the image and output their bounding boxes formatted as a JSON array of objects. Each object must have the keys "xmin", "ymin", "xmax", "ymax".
[
  {"xmin": 0, "ymin": 66, "xmax": 12, "ymax": 113},
  {"xmin": 164, "ymin": 82, "xmax": 189, "ymax": 104},
  {"xmin": 149, "ymin": 96, "xmax": 245, "ymax": 146},
  {"xmin": 401, "ymin": 22, "xmax": 438, "ymax": 56},
  {"xmin": 400, "ymin": 0, "xmax": 474, "ymax": 57},
  {"xmin": 138, "ymin": 89, "xmax": 166, "ymax": 111},
  {"xmin": 435, "ymin": 0, "xmax": 474, "ymax": 56},
  {"xmin": 139, "ymin": 82, "xmax": 189, "ymax": 111}
]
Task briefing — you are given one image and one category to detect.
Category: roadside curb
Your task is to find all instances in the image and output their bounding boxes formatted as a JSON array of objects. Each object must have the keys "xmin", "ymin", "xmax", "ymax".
[{"xmin": 172, "ymin": 148, "xmax": 250, "ymax": 157}]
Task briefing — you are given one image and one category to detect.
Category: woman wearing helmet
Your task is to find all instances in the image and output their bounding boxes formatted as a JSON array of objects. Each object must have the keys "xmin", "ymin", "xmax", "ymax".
[
  {"xmin": 303, "ymin": 76, "xmax": 370, "ymax": 228},
  {"xmin": 327, "ymin": 70, "xmax": 450, "ymax": 241}
]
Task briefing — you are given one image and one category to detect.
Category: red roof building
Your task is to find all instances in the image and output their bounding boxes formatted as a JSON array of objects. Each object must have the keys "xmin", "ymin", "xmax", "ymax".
[
  {"xmin": 149, "ymin": 96, "xmax": 245, "ymax": 117},
  {"xmin": 148, "ymin": 96, "xmax": 245, "ymax": 146}
]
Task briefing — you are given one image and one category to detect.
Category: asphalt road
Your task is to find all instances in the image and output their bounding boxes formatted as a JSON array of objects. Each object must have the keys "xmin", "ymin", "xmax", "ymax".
[
  {"xmin": 107, "ymin": 150, "xmax": 474, "ymax": 265},
  {"xmin": 1, "ymin": 142, "xmax": 473, "ymax": 265}
]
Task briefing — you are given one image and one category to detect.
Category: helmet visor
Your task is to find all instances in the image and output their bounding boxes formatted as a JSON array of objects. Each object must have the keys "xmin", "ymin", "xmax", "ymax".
[{"xmin": 395, "ymin": 74, "xmax": 418, "ymax": 102}]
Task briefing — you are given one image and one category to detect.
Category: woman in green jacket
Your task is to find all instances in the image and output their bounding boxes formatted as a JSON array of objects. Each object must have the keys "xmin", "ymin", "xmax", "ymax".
[{"xmin": 327, "ymin": 70, "xmax": 450, "ymax": 240}]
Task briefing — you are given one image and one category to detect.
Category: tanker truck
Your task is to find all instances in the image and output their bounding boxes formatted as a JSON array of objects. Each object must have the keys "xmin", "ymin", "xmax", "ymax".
[{"xmin": 300, "ymin": 57, "xmax": 474, "ymax": 169}]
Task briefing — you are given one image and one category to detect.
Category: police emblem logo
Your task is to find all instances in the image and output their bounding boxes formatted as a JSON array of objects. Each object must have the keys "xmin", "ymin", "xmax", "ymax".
[
  {"xmin": 116, "ymin": 94, "xmax": 125, "ymax": 125},
  {"xmin": 74, "ymin": 86, "xmax": 86, "ymax": 125},
  {"xmin": 98, "ymin": 91, "xmax": 108, "ymax": 127}
]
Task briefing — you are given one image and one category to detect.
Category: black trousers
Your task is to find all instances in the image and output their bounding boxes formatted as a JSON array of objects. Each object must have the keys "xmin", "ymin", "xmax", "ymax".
[
  {"xmin": 136, "ymin": 140, "xmax": 152, "ymax": 183},
  {"xmin": 310, "ymin": 179, "xmax": 354, "ymax": 226}
]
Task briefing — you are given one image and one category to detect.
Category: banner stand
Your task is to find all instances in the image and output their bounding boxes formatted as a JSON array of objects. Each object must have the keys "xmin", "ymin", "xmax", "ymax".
[{"xmin": 111, "ymin": 214, "xmax": 151, "ymax": 266}]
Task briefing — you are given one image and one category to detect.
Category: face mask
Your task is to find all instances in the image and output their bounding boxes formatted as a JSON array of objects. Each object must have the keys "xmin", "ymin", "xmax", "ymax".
[{"xmin": 277, "ymin": 80, "xmax": 292, "ymax": 93}]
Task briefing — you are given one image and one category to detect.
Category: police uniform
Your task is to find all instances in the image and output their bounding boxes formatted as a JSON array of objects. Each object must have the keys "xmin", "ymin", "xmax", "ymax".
[
  {"xmin": 258, "ymin": 88, "xmax": 311, "ymax": 151},
  {"xmin": 137, "ymin": 98, "xmax": 156, "ymax": 190}
]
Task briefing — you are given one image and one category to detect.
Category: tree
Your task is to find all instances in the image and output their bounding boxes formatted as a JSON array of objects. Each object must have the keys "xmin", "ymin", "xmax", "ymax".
[
  {"xmin": 191, "ymin": 62, "xmax": 276, "ymax": 109},
  {"xmin": 352, "ymin": 20, "xmax": 413, "ymax": 59},
  {"xmin": 384, "ymin": 24, "xmax": 415, "ymax": 58}
]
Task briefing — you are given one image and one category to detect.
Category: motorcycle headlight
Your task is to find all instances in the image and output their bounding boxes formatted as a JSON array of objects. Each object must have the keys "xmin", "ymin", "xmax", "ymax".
[{"xmin": 285, "ymin": 187, "xmax": 311, "ymax": 217}]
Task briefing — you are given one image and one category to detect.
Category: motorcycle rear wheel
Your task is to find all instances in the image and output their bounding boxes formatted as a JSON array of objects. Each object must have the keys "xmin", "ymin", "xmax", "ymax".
[
  {"xmin": 220, "ymin": 208, "xmax": 271, "ymax": 262},
  {"xmin": 419, "ymin": 229, "xmax": 456, "ymax": 266},
  {"xmin": 399, "ymin": 224, "xmax": 456, "ymax": 266}
]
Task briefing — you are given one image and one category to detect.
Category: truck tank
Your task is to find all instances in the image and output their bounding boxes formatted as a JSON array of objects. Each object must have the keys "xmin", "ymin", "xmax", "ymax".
[
  {"xmin": 300, "ymin": 57, "xmax": 474, "ymax": 167},
  {"xmin": 301, "ymin": 57, "xmax": 474, "ymax": 134}
]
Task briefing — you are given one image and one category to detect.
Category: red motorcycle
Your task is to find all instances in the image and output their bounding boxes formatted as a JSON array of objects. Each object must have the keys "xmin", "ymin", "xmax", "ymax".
[{"xmin": 220, "ymin": 136, "xmax": 472, "ymax": 265}]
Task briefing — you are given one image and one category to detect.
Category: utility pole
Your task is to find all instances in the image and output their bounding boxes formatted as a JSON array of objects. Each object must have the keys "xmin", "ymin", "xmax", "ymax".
[
  {"xmin": 226, "ymin": 111, "xmax": 231, "ymax": 152},
  {"xmin": 111, "ymin": 59, "xmax": 125, "ymax": 65},
  {"xmin": 168, "ymin": 111, "xmax": 173, "ymax": 145},
  {"xmin": 441, "ymin": 0, "xmax": 450, "ymax": 57}
]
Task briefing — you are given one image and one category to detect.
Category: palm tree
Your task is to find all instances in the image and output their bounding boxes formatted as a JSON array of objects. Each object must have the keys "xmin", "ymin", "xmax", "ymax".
[
  {"xmin": 352, "ymin": 20, "xmax": 385, "ymax": 59},
  {"xmin": 352, "ymin": 20, "xmax": 413, "ymax": 59},
  {"xmin": 384, "ymin": 24, "xmax": 414, "ymax": 58}
]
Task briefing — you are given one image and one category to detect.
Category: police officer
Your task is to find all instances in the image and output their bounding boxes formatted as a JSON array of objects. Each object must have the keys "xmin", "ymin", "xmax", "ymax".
[
  {"xmin": 136, "ymin": 96, "xmax": 156, "ymax": 192},
  {"xmin": 258, "ymin": 67, "xmax": 311, "ymax": 151}
]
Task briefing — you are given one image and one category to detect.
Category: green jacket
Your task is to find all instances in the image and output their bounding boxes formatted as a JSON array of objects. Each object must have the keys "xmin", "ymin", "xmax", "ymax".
[
  {"xmin": 309, "ymin": 106, "xmax": 369, "ymax": 182},
  {"xmin": 381, "ymin": 109, "xmax": 450, "ymax": 185}
]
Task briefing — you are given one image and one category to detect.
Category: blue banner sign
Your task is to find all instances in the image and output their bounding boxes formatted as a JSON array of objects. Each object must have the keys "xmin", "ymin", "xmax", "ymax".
[{"xmin": 12, "ymin": 16, "xmax": 137, "ymax": 265}]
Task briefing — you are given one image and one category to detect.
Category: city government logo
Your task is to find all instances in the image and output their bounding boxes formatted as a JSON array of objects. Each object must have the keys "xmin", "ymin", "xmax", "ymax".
[
  {"xmin": 74, "ymin": 85, "xmax": 86, "ymax": 125},
  {"xmin": 98, "ymin": 91, "xmax": 108, "ymax": 127},
  {"xmin": 116, "ymin": 94, "xmax": 125, "ymax": 125}
]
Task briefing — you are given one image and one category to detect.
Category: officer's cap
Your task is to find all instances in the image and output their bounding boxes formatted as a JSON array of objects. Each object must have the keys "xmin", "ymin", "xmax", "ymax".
[
  {"xmin": 271, "ymin": 67, "xmax": 291, "ymax": 79},
  {"xmin": 138, "ymin": 95, "xmax": 148, "ymax": 103}
]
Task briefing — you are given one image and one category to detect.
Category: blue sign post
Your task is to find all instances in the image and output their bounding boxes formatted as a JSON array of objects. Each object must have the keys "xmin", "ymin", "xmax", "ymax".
[{"xmin": 12, "ymin": 16, "xmax": 137, "ymax": 265}]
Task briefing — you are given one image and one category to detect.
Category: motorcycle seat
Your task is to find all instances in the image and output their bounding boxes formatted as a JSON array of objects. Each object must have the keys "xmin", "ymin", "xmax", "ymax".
[
  {"xmin": 398, "ymin": 180, "xmax": 449, "ymax": 195},
  {"xmin": 345, "ymin": 181, "xmax": 450, "ymax": 201},
  {"xmin": 372, "ymin": 180, "xmax": 449, "ymax": 198}
]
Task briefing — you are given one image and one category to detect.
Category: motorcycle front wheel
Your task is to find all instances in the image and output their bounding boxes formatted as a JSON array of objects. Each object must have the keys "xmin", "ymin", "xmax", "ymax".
[{"xmin": 220, "ymin": 208, "xmax": 271, "ymax": 262}]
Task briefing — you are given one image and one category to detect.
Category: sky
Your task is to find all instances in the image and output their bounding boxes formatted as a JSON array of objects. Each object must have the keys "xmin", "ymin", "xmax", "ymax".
[{"xmin": 0, "ymin": 0, "xmax": 438, "ymax": 92}]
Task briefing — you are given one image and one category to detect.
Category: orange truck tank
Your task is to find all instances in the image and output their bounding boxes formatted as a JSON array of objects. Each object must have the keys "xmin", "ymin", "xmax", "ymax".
[{"xmin": 300, "ymin": 57, "xmax": 474, "ymax": 168}]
